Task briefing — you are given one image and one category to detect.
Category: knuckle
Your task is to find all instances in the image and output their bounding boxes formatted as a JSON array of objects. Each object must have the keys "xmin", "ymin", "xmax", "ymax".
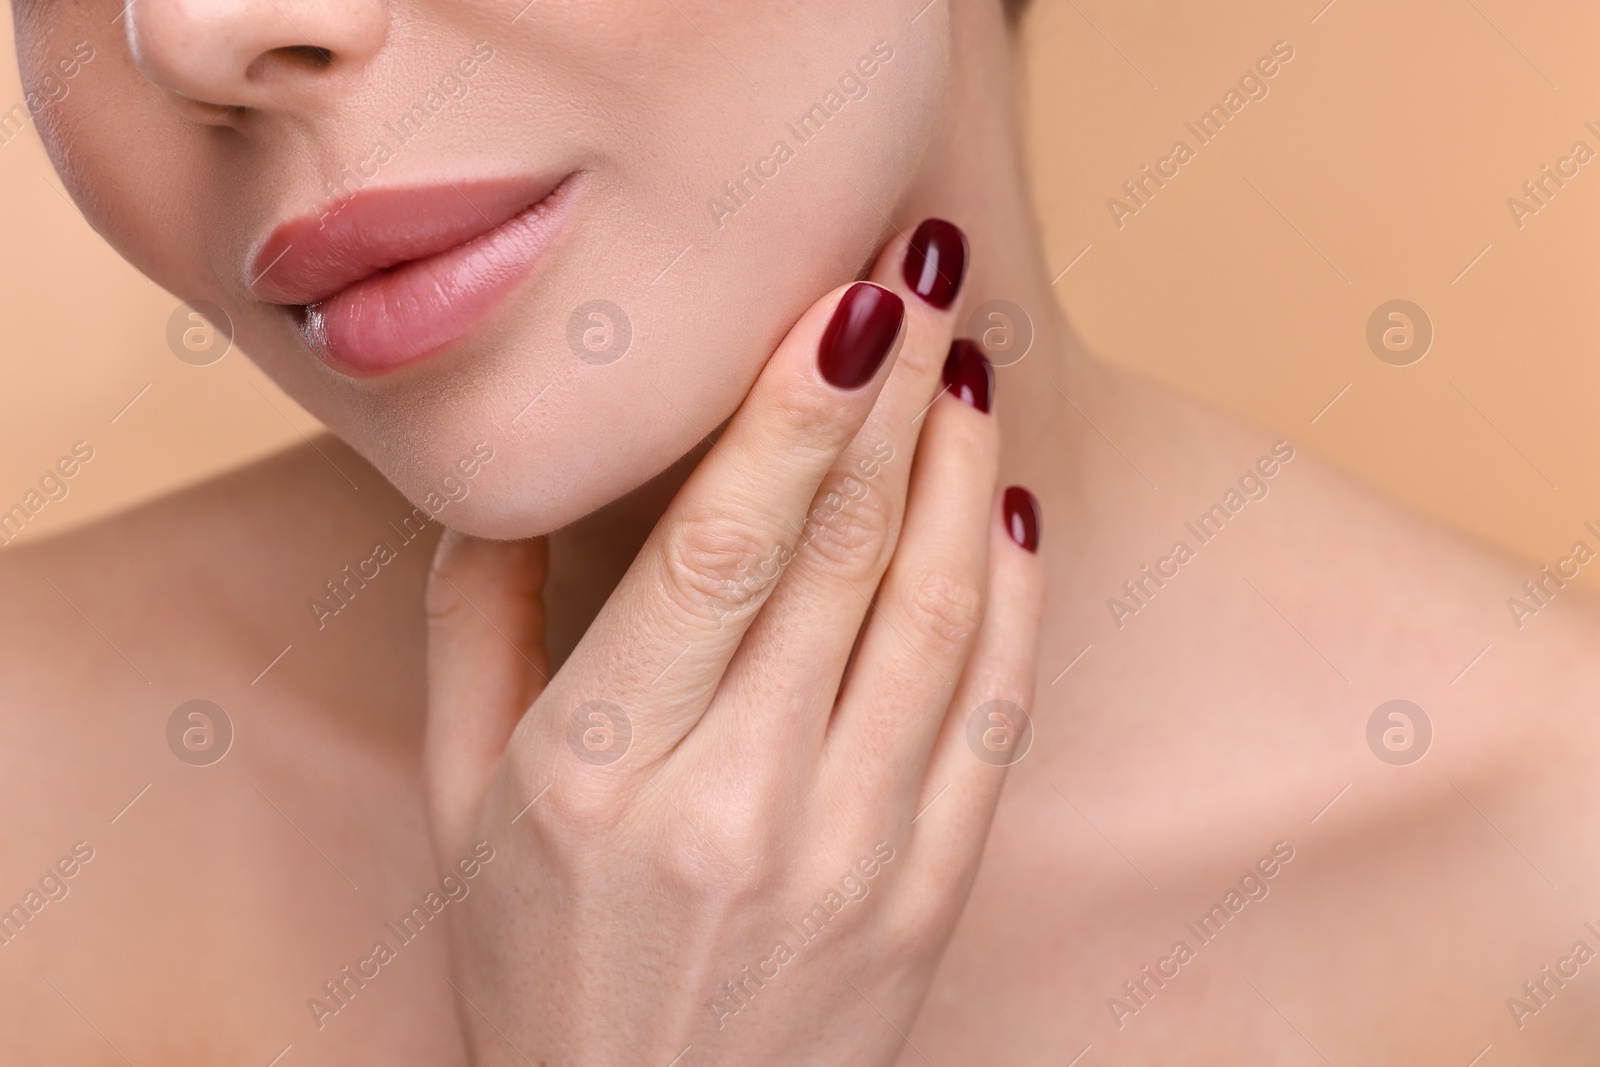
[
  {"xmin": 507, "ymin": 734, "xmax": 634, "ymax": 841},
  {"xmin": 764, "ymin": 388, "xmax": 856, "ymax": 460},
  {"xmin": 658, "ymin": 512, "xmax": 779, "ymax": 621},
  {"xmin": 903, "ymin": 566, "xmax": 985, "ymax": 659},
  {"xmin": 727, "ymin": 381, "xmax": 857, "ymax": 487},
  {"xmin": 891, "ymin": 322, "xmax": 947, "ymax": 380},
  {"xmin": 661, "ymin": 827, "xmax": 757, "ymax": 900},
  {"xmin": 423, "ymin": 534, "xmax": 472, "ymax": 624},
  {"xmin": 520, "ymin": 759, "xmax": 631, "ymax": 836},
  {"xmin": 536, "ymin": 779, "xmax": 620, "ymax": 836},
  {"xmin": 651, "ymin": 799, "xmax": 772, "ymax": 903},
  {"xmin": 423, "ymin": 568, "xmax": 470, "ymax": 625},
  {"xmin": 796, "ymin": 474, "xmax": 896, "ymax": 579},
  {"xmin": 424, "ymin": 535, "xmax": 543, "ymax": 627}
]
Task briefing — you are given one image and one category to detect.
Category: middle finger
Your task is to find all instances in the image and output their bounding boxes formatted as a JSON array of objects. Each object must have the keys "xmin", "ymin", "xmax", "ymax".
[{"xmin": 711, "ymin": 219, "xmax": 971, "ymax": 747}]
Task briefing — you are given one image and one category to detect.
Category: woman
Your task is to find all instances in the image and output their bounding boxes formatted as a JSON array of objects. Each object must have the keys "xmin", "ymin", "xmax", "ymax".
[{"xmin": 4, "ymin": 0, "xmax": 1597, "ymax": 1063}]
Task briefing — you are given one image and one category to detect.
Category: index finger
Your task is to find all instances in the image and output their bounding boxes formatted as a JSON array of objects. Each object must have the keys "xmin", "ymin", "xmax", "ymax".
[{"xmin": 542, "ymin": 279, "xmax": 905, "ymax": 744}]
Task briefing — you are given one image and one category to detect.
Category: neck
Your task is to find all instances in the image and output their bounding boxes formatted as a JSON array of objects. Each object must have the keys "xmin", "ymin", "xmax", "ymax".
[{"xmin": 895, "ymin": 1, "xmax": 1084, "ymax": 485}]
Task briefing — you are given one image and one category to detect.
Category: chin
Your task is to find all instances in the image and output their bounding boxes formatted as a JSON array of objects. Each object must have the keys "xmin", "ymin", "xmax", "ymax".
[
  {"xmin": 427, "ymin": 488, "xmax": 596, "ymax": 542},
  {"xmin": 361, "ymin": 395, "xmax": 713, "ymax": 541},
  {"xmin": 425, "ymin": 465, "xmax": 641, "ymax": 542}
]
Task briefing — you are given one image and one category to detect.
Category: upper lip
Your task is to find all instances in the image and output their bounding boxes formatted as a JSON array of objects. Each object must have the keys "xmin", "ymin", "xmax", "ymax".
[{"xmin": 247, "ymin": 177, "xmax": 563, "ymax": 307}]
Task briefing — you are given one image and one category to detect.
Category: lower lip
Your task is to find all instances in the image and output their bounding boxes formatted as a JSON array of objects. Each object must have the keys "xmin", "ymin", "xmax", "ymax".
[{"xmin": 300, "ymin": 178, "xmax": 575, "ymax": 374}]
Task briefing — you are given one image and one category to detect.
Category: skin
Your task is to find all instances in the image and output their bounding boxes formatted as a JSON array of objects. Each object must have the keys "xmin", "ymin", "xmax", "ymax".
[
  {"xmin": 4, "ymin": 0, "xmax": 1600, "ymax": 1064},
  {"xmin": 14, "ymin": 0, "xmax": 949, "ymax": 537},
  {"xmin": 421, "ymin": 245, "xmax": 1048, "ymax": 1064}
]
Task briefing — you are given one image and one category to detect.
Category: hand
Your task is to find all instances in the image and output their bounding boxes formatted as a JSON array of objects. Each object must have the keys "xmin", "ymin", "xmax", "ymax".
[{"xmin": 423, "ymin": 221, "xmax": 1044, "ymax": 1065}]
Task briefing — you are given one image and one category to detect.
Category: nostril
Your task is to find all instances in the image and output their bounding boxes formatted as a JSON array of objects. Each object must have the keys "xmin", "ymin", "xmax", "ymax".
[
  {"xmin": 276, "ymin": 45, "xmax": 335, "ymax": 68},
  {"xmin": 245, "ymin": 45, "xmax": 337, "ymax": 81}
]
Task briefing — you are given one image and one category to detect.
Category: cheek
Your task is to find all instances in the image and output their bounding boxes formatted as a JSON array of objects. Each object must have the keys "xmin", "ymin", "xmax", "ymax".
[
  {"xmin": 346, "ymin": 11, "xmax": 946, "ymax": 538},
  {"xmin": 600, "ymin": 19, "xmax": 945, "ymax": 436},
  {"xmin": 31, "ymin": 50, "xmax": 225, "ymax": 304}
]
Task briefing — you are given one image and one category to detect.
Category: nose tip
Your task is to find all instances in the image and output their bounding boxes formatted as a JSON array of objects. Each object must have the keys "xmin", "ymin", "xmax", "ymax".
[{"xmin": 126, "ymin": 0, "xmax": 388, "ymax": 116}]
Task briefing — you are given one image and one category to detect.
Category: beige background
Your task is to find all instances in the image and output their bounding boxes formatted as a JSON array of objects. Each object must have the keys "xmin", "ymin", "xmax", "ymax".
[{"xmin": 1, "ymin": 0, "xmax": 1595, "ymax": 571}]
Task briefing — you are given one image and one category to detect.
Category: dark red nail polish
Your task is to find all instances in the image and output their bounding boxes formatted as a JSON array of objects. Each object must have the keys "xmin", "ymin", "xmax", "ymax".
[
  {"xmin": 819, "ymin": 282, "xmax": 904, "ymax": 390},
  {"xmin": 1003, "ymin": 486, "xmax": 1041, "ymax": 553},
  {"xmin": 903, "ymin": 218, "xmax": 968, "ymax": 309},
  {"xmin": 942, "ymin": 339, "xmax": 994, "ymax": 414}
]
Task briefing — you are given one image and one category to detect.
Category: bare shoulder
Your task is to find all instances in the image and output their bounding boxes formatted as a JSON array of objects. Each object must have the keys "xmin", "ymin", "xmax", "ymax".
[
  {"xmin": 1032, "ymin": 355, "xmax": 1600, "ymax": 903},
  {"xmin": 0, "ymin": 438, "xmax": 453, "ymax": 1063},
  {"xmin": 1059, "ymin": 356, "xmax": 1600, "ymax": 733},
  {"xmin": 0, "ymin": 433, "xmax": 441, "ymax": 828},
  {"xmin": 925, "ymin": 361, "xmax": 1600, "ymax": 1064},
  {"xmin": 0, "ymin": 436, "xmax": 448, "ymax": 805},
  {"xmin": 0, "ymin": 435, "xmax": 439, "ymax": 718}
]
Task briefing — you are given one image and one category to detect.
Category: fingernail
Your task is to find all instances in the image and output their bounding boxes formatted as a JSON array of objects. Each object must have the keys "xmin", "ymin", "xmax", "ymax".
[
  {"xmin": 941, "ymin": 339, "xmax": 994, "ymax": 413},
  {"xmin": 1003, "ymin": 486, "xmax": 1041, "ymax": 553},
  {"xmin": 903, "ymin": 218, "xmax": 969, "ymax": 309},
  {"xmin": 819, "ymin": 282, "xmax": 905, "ymax": 390}
]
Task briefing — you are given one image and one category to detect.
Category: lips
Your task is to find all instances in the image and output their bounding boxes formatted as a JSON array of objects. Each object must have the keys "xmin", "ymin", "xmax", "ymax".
[{"xmin": 249, "ymin": 176, "xmax": 573, "ymax": 374}]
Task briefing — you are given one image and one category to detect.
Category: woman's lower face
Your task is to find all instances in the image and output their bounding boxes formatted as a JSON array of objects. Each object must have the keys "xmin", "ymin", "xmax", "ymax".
[{"xmin": 12, "ymin": 0, "xmax": 951, "ymax": 536}]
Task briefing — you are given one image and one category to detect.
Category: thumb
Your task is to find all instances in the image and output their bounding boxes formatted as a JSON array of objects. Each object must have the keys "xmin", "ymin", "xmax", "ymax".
[{"xmin": 423, "ymin": 530, "xmax": 550, "ymax": 847}]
